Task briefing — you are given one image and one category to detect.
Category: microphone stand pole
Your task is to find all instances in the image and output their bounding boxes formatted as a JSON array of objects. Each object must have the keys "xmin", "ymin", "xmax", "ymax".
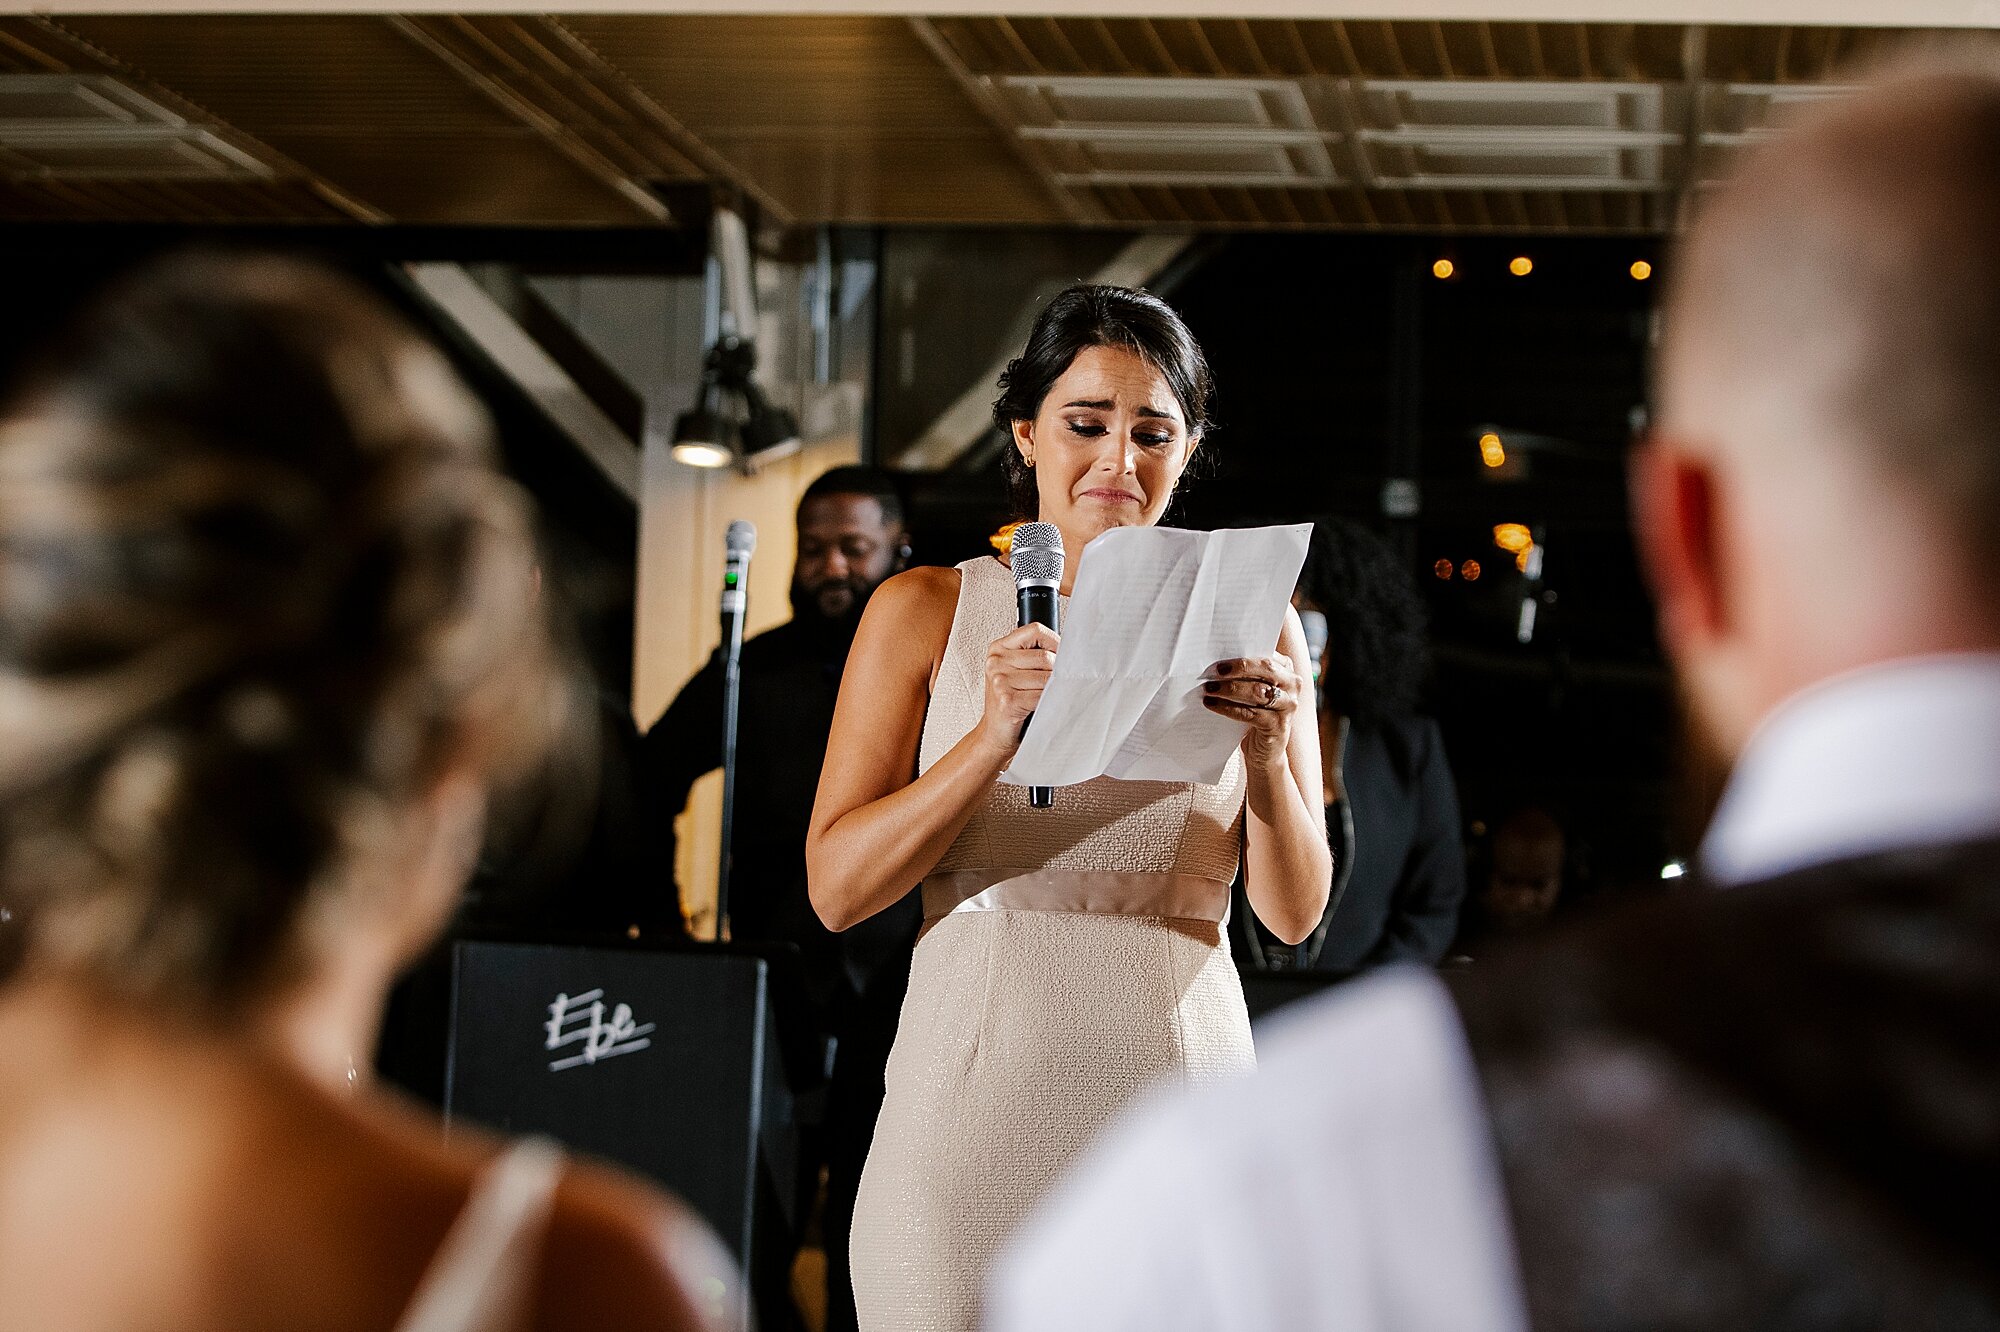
[{"xmin": 716, "ymin": 583, "xmax": 747, "ymax": 940}]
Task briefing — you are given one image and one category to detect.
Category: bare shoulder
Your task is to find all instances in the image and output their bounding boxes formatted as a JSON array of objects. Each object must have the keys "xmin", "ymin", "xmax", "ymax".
[
  {"xmin": 531, "ymin": 1160, "xmax": 742, "ymax": 1332},
  {"xmin": 864, "ymin": 563, "xmax": 961, "ymax": 626},
  {"xmin": 341, "ymin": 1096, "xmax": 742, "ymax": 1331},
  {"xmin": 849, "ymin": 564, "xmax": 962, "ymax": 683}
]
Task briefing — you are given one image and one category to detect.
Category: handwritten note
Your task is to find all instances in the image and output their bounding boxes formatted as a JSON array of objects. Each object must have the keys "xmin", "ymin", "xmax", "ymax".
[
  {"xmin": 1002, "ymin": 523, "xmax": 1312, "ymax": 788},
  {"xmin": 544, "ymin": 988, "xmax": 656, "ymax": 1071}
]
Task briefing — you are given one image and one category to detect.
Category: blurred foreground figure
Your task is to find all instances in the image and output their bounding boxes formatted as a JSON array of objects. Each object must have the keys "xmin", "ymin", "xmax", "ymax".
[
  {"xmin": 0, "ymin": 254, "xmax": 738, "ymax": 1332},
  {"xmin": 991, "ymin": 51, "xmax": 2000, "ymax": 1332}
]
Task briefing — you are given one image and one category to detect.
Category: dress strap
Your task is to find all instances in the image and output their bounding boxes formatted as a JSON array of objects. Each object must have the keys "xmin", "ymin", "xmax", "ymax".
[{"xmin": 396, "ymin": 1137, "xmax": 565, "ymax": 1332}]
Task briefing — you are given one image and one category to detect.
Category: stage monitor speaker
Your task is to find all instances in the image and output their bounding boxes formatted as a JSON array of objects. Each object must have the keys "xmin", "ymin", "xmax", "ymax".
[{"xmin": 443, "ymin": 942, "xmax": 794, "ymax": 1292}]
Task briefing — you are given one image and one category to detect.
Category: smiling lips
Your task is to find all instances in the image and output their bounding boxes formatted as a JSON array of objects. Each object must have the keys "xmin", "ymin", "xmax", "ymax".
[{"xmin": 1082, "ymin": 488, "xmax": 1142, "ymax": 504}]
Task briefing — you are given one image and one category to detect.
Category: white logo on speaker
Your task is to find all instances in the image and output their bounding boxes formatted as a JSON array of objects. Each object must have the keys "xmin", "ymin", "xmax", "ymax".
[{"xmin": 544, "ymin": 988, "xmax": 656, "ymax": 1071}]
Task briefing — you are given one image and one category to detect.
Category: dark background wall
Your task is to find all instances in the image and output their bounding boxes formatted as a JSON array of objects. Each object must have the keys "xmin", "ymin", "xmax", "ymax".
[{"xmin": 874, "ymin": 228, "xmax": 1681, "ymax": 911}]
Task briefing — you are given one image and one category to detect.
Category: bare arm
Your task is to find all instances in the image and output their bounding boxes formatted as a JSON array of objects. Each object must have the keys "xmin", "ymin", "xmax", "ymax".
[
  {"xmin": 1203, "ymin": 606, "xmax": 1331, "ymax": 944},
  {"xmin": 806, "ymin": 566, "xmax": 1059, "ymax": 931}
]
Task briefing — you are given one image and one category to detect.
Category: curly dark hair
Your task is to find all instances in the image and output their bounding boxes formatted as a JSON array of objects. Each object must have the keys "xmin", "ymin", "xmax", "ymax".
[
  {"xmin": 992, "ymin": 284, "xmax": 1214, "ymax": 519},
  {"xmin": 1297, "ymin": 518, "xmax": 1432, "ymax": 722}
]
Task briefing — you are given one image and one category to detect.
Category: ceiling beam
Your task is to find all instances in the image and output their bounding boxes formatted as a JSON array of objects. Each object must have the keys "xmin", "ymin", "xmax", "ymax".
[
  {"xmin": 404, "ymin": 261, "xmax": 643, "ymax": 501},
  {"xmin": 906, "ymin": 16, "xmax": 1098, "ymax": 225},
  {"xmin": 900, "ymin": 231, "xmax": 1197, "ymax": 471},
  {"xmin": 385, "ymin": 15, "xmax": 673, "ymax": 223},
  {"xmin": 8, "ymin": 3, "xmax": 1995, "ymax": 28}
]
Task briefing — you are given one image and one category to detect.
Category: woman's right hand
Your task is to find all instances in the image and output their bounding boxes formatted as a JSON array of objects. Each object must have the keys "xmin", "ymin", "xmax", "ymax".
[{"xmin": 978, "ymin": 622, "xmax": 1060, "ymax": 759}]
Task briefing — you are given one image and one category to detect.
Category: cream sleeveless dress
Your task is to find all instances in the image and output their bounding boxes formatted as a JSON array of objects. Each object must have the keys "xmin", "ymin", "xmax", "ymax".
[{"xmin": 847, "ymin": 555, "xmax": 1255, "ymax": 1332}]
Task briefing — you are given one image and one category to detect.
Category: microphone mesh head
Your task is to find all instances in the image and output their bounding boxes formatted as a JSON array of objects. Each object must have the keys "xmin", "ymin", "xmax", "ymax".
[
  {"xmin": 1010, "ymin": 521, "xmax": 1063, "ymax": 586},
  {"xmin": 725, "ymin": 519, "xmax": 757, "ymax": 558}
]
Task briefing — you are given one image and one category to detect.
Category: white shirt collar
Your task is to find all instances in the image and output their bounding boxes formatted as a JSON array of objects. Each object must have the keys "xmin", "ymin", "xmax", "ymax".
[{"xmin": 1701, "ymin": 653, "xmax": 2000, "ymax": 885}]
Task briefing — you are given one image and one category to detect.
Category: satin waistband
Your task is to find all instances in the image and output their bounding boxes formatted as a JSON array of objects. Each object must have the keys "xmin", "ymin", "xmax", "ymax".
[{"xmin": 920, "ymin": 869, "xmax": 1231, "ymax": 923}]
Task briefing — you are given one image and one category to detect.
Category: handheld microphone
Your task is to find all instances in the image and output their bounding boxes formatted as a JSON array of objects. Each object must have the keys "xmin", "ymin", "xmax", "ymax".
[
  {"xmin": 1011, "ymin": 522, "xmax": 1062, "ymax": 809},
  {"xmin": 716, "ymin": 519, "xmax": 756, "ymax": 935},
  {"xmin": 722, "ymin": 520, "xmax": 755, "ymax": 627}
]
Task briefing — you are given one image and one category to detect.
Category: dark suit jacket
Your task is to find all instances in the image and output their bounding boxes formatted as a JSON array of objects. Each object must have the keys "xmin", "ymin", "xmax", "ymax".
[
  {"xmin": 642, "ymin": 618, "xmax": 917, "ymax": 1008},
  {"xmin": 1314, "ymin": 713, "xmax": 1468, "ymax": 971},
  {"xmin": 1447, "ymin": 841, "xmax": 2000, "ymax": 1330}
]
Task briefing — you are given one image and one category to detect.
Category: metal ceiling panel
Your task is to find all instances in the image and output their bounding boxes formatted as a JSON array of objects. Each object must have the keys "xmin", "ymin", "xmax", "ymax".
[
  {"xmin": 0, "ymin": 15, "xmax": 1979, "ymax": 233},
  {"xmin": 48, "ymin": 14, "xmax": 654, "ymax": 223},
  {"xmin": 560, "ymin": 14, "xmax": 1062, "ymax": 224}
]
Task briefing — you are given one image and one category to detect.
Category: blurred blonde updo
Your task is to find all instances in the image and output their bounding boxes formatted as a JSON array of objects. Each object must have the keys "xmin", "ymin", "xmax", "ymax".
[{"xmin": 0, "ymin": 253, "xmax": 568, "ymax": 1009}]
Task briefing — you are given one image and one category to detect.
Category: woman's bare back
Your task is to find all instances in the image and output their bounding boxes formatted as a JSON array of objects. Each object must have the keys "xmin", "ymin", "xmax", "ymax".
[{"xmin": 0, "ymin": 983, "xmax": 736, "ymax": 1332}]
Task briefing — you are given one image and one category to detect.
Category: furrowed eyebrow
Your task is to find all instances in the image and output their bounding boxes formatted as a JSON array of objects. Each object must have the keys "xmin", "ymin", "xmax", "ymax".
[{"xmin": 1061, "ymin": 398, "xmax": 1180, "ymax": 423}]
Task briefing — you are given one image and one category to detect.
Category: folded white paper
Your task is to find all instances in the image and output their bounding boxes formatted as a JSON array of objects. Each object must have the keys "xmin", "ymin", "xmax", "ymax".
[{"xmin": 1002, "ymin": 522, "xmax": 1312, "ymax": 788}]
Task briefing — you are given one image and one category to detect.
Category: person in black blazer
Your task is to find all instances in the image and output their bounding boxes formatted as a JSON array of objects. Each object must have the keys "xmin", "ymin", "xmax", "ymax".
[{"xmin": 1295, "ymin": 519, "xmax": 1468, "ymax": 972}]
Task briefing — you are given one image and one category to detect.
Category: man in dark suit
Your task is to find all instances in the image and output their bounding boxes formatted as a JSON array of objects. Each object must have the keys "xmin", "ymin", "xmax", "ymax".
[
  {"xmin": 991, "ymin": 51, "xmax": 2000, "ymax": 1332},
  {"xmin": 643, "ymin": 464, "xmax": 917, "ymax": 1332}
]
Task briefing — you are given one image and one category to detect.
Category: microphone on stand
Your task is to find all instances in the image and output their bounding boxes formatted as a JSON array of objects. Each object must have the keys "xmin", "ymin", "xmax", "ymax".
[
  {"xmin": 716, "ymin": 519, "xmax": 755, "ymax": 937},
  {"xmin": 1010, "ymin": 522, "xmax": 1063, "ymax": 809}
]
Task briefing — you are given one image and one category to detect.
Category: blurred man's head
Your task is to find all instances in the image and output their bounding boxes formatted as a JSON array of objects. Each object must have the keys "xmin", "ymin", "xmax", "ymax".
[
  {"xmin": 1637, "ymin": 52, "xmax": 2000, "ymax": 764},
  {"xmin": 793, "ymin": 465, "xmax": 909, "ymax": 630},
  {"xmin": 1482, "ymin": 807, "xmax": 1566, "ymax": 933}
]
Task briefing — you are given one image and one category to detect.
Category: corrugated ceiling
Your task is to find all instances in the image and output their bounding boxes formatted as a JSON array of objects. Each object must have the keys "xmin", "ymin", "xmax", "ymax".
[{"xmin": 0, "ymin": 14, "xmax": 1980, "ymax": 232}]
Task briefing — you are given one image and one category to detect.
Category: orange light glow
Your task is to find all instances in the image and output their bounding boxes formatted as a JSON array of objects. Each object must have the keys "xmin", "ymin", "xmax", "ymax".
[
  {"xmin": 1479, "ymin": 432, "xmax": 1506, "ymax": 468},
  {"xmin": 991, "ymin": 521, "xmax": 1023, "ymax": 554},
  {"xmin": 1432, "ymin": 258, "xmax": 1455, "ymax": 279},
  {"xmin": 1461, "ymin": 559, "xmax": 1482, "ymax": 581},
  {"xmin": 1509, "ymin": 256, "xmax": 1534, "ymax": 277},
  {"xmin": 1493, "ymin": 523, "xmax": 1533, "ymax": 554},
  {"xmin": 1516, "ymin": 544, "xmax": 1536, "ymax": 573},
  {"xmin": 1630, "ymin": 260, "xmax": 1653, "ymax": 281},
  {"xmin": 1433, "ymin": 558, "xmax": 1454, "ymax": 580}
]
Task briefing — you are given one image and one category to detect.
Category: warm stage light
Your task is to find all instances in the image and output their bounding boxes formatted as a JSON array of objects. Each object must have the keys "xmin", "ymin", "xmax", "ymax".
[
  {"xmin": 1434, "ymin": 559, "xmax": 1454, "ymax": 580},
  {"xmin": 670, "ymin": 442, "xmax": 734, "ymax": 469},
  {"xmin": 1461, "ymin": 559, "xmax": 1482, "ymax": 581},
  {"xmin": 1493, "ymin": 523, "xmax": 1533, "ymax": 554},
  {"xmin": 1630, "ymin": 260, "xmax": 1653, "ymax": 281},
  {"xmin": 1432, "ymin": 258, "xmax": 1455, "ymax": 279},
  {"xmin": 1479, "ymin": 432, "xmax": 1506, "ymax": 468},
  {"xmin": 1509, "ymin": 256, "xmax": 1533, "ymax": 277}
]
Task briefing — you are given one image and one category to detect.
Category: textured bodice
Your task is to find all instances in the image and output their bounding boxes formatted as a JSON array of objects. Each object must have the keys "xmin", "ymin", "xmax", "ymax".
[{"xmin": 918, "ymin": 556, "xmax": 1246, "ymax": 889}]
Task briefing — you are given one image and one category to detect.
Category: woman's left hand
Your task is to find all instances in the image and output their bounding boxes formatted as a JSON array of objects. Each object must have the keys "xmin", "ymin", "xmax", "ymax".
[{"xmin": 1202, "ymin": 655, "xmax": 1304, "ymax": 768}]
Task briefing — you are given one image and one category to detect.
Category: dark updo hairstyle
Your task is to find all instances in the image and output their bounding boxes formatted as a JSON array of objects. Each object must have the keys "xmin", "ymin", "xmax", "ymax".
[
  {"xmin": 991, "ymin": 284, "xmax": 1214, "ymax": 519},
  {"xmin": 1297, "ymin": 519, "xmax": 1432, "ymax": 722},
  {"xmin": 0, "ymin": 253, "xmax": 566, "ymax": 1010}
]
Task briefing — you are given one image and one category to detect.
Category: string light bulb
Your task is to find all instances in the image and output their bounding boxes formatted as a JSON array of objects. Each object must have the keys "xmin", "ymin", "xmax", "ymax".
[
  {"xmin": 1432, "ymin": 258, "xmax": 1455, "ymax": 279},
  {"xmin": 1509, "ymin": 256, "xmax": 1534, "ymax": 277},
  {"xmin": 1630, "ymin": 260, "xmax": 1653, "ymax": 281}
]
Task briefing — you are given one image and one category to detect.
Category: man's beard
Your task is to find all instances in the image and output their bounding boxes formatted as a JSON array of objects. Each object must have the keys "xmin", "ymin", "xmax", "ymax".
[{"xmin": 791, "ymin": 574, "xmax": 876, "ymax": 646}]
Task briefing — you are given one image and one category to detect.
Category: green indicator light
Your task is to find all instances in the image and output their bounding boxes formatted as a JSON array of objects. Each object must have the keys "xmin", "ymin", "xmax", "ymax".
[{"xmin": 724, "ymin": 572, "xmax": 739, "ymax": 588}]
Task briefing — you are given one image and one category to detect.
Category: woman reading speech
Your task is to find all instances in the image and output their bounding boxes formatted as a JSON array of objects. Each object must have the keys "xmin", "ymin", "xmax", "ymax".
[{"xmin": 806, "ymin": 285, "xmax": 1331, "ymax": 1332}]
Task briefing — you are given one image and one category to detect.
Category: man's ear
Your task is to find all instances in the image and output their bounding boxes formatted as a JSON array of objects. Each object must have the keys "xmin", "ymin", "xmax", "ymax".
[{"xmin": 1630, "ymin": 438, "xmax": 1728, "ymax": 650}]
